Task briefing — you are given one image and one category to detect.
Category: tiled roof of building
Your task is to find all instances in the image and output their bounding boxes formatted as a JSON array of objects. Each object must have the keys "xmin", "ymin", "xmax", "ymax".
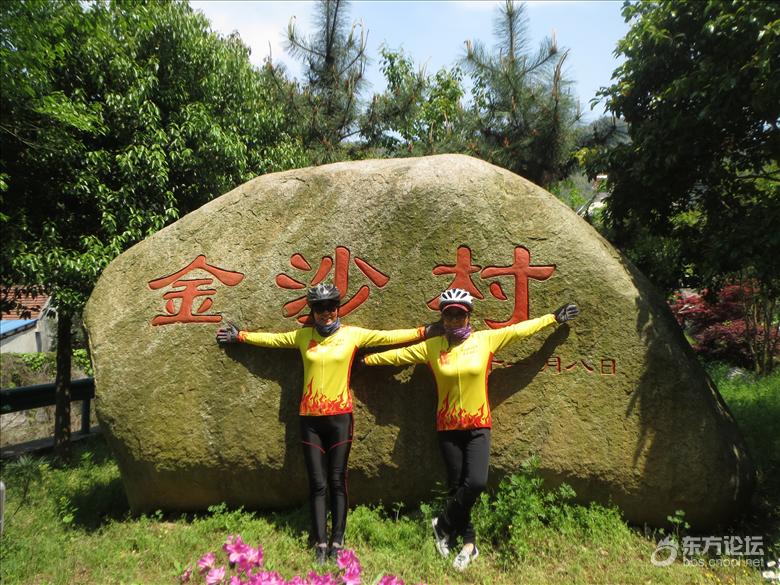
[{"xmin": 0, "ymin": 287, "xmax": 50, "ymax": 320}]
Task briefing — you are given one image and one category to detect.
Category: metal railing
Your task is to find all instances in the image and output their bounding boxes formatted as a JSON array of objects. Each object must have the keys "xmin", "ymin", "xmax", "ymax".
[{"xmin": 0, "ymin": 378, "xmax": 95, "ymax": 435}]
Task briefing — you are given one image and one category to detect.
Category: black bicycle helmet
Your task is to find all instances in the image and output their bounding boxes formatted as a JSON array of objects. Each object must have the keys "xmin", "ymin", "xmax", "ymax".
[{"xmin": 307, "ymin": 283, "xmax": 341, "ymax": 306}]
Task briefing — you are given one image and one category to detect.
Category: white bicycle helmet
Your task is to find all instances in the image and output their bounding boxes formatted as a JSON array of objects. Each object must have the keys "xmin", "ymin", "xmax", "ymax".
[{"xmin": 439, "ymin": 288, "xmax": 474, "ymax": 313}]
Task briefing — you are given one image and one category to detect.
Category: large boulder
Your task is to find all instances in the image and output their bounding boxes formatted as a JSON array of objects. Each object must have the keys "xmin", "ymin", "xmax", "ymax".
[{"xmin": 84, "ymin": 155, "xmax": 753, "ymax": 528}]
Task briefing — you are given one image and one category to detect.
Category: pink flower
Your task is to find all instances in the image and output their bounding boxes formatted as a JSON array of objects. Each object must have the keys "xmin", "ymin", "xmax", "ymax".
[
  {"xmin": 229, "ymin": 577, "xmax": 246, "ymax": 585},
  {"xmin": 180, "ymin": 566, "xmax": 193, "ymax": 583},
  {"xmin": 224, "ymin": 535, "xmax": 249, "ymax": 564},
  {"xmin": 206, "ymin": 566, "xmax": 226, "ymax": 585},
  {"xmin": 341, "ymin": 565, "xmax": 361, "ymax": 585},
  {"xmin": 285, "ymin": 577, "xmax": 308, "ymax": 585},
  {"xmin": 335, "ymin": 549, "xmax": 361, "ymax": 585},
  {"xmin": 307, "ymin": 571, "xmax": 338, "ymax": 585},
  {"xmin": 377, "ymin": 577, "xmax": 404, "ymax": 585},
  {"xmin": 198, "ymin": 552, "xmax": 217, "ymax": 574},
  {"xmin": 239, "ymin": 545, "xmax": 264, "ymax": 572},
  {"xmin": 336, "ymin": 549, "xmax": 358, "ymax": 570},
  {"xmin": 248, "ymin": 571, "xmax": 285, "ymax": 585}
]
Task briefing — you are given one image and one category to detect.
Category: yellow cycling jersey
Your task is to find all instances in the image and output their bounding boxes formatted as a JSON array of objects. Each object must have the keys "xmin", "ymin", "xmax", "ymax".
[
  {"xmin": 239, "ymin": 325, "xmax": 424, "ymax": 416},
  {"xmin": 363, "ymin": 314, "xmax": 557, "ymax": 431}
]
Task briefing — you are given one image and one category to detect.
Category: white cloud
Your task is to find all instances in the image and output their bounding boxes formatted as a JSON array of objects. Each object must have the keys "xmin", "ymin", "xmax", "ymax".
[{"xmin": 191, "ymin": 1, "xmax": 306, "ymax": 74}]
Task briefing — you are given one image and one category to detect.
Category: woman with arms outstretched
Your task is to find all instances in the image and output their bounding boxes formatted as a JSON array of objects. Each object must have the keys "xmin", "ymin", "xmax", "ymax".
[
  {"xmin": 216, "ymin": 283, "xmax": 433, "ymax": 563},
  {"xmin": 362, "ymin": 288, "xmax": 580, "ymax": 571}
]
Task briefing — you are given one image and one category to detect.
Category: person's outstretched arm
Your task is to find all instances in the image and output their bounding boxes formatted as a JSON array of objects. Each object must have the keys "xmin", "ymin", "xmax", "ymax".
[
  {"xmin": 362, "ymin": 339, "xmax": 430, "ymax": 367},
  {"xmin": 216, "ymin": 322, "xmax": 298, "ymax": 348},
  {"xmin": 353, "ymin": 318, "xmax": 445, "ymax": 348},
  {"xmin": 487, "ymin": 303, "xmax": 580, "ymax": 353},
  {"xmin": 354, "ymin": 326, "xmax": 426, "ymax": 348}
]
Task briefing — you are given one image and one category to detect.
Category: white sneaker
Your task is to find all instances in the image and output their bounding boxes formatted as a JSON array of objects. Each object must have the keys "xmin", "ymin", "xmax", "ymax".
[
  {"xmin": 452, "ymin": 545, "xmax": 479, "ymax": 571},
  {"xmin": 431, "ymin": 518, "xmax": 450, "ymax": 557}
]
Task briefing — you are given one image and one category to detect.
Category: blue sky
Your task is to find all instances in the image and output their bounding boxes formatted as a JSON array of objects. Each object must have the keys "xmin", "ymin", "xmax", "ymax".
[{"xmin": 191, "ymin": 1, "xmax": 630, "ymax": 121}]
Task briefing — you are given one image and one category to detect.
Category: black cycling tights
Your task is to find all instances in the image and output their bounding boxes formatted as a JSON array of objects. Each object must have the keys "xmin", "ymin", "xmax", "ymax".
[
  {"xmin": 436, "ymin": 428, "xmax": 491, "ymax": 545},
  {"xmin": 300, "ymin": 412, "xmax": 353, "ymax": 546}
]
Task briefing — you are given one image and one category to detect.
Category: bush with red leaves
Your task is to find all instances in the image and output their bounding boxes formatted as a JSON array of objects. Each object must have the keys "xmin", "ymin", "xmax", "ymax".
[{"xmin": 669, "ymin": 285, "xmax": 777, "ymax": 369}]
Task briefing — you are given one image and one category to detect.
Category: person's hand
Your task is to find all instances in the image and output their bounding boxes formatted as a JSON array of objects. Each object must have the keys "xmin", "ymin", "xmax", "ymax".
[
  {"xmin": 216, "ymin": 322, "xmax": 240, "ymax": 343},
  {"xmin": 554, "ymin": 304, "xmax": 580, "ymax": 324},
  {"xmin": 424, "ymin": 320, "xmax": 445, "ymax": 339},
  {"xmin": 353, "ymin": 354, "xmax": 368, "ymax": 371}
]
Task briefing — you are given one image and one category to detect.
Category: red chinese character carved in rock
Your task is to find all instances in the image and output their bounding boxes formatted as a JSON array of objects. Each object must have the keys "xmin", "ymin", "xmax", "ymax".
[
  {"xmin": 541, "ymin": 357, "xmax": 617, "ymax": 375},
  {"xmin": 600, "ymin": 359, "xmax": 617, "ymax": 375},
  {"xmin": 541, "ymin": 356, "xmax": 562, "ymax": 374},
  {"xmin": 565, "ymin": 359, "xmax": 596, "ymax": 373},
  {"xmin": 148, "ymin": 255, "xmax": 244, "ymax": 326},
  {"xmin": 428, "ymin": 245, "xmax": 555, "ymax": 329},
  {"xmin": 276, "ymin": 246, "xmax": 390, "ymax": 323},
  {"xmin": 480, "ymin": 246, "xmax": 555, "ymax": 329},
  {"xmin": 427, "ymin": 246, "xmax": 485, "ymax": 310}
]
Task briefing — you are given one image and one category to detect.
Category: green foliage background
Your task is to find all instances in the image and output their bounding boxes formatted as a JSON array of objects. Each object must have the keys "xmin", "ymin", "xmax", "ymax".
[{"xmin": 0, "ymin": 0, "xmax": 306, "ymax": 315}]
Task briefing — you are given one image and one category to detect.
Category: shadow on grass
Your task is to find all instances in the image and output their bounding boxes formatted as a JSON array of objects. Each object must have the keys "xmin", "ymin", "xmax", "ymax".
[
  {"xmin": 263, "ymin": 505, "xmax": 312, "ymax": 545},
  {"xmin": 67, "ymin": 475, "xmax": 129, "ymax": 530},
  {"xmin": 47, "ymin": 435, "xmax": 131, "ymax": 530}
]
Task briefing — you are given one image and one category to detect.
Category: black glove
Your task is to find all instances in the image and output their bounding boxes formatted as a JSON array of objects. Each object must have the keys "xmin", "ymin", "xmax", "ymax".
[
  {"xmin": 216, "ymin": 322, "xmax": 240, "ymax": 343},
  {"xmin": 554, "ymin": 303, "xmax": 580, "ymax": 324},
  {"xmin": 424, "ymin": 320, "xmax": 445, "ymax": 339},
  {"xmin": 353, "ymin": 354, "xmax": 368, "ymax": 371}
]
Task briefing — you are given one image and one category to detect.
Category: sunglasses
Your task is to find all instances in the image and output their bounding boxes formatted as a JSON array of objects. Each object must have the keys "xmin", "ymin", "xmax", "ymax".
[
  {"xmin": 442, "ymin": 310, "xmax": 469, "ymax": 319},
  {"xmin": 312, "ymin": 302, "xmax": 339, "ymax": 313}
]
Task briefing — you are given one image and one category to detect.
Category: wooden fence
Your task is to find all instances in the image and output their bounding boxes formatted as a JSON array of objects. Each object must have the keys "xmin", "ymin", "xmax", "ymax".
[{"xmin": 0, "ymin": 378, "xmax": 95, "ymax": 435}]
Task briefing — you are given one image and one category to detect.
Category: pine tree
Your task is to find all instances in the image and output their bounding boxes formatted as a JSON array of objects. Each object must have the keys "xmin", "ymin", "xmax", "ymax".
[
  {"xmin": 285, "ymin": 0, "xmax": 367, "ymax": 162},
  {"xmin": 464, "ymin": 0, "xmax": 580, "ymax": 187}
]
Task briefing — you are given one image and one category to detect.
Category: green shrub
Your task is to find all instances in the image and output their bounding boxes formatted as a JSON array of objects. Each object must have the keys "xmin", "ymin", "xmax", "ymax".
[
  {"xmin": 473, "ymin": 456, "xmax": 576, "ymax": 563},
  {"xmin": 0, "ymin": 352, "xmax": 92, "ymax": 389},
  {"xmin": 72, "ymin": 349, "xmax": 93, "ymax": 377},
  {"xmin": 472, "ymin": 456, "xmax": 631, "ymax": 566},
  {"xmin": 19, "ymin": 352, "xmax": 55, "ymax": 373}
]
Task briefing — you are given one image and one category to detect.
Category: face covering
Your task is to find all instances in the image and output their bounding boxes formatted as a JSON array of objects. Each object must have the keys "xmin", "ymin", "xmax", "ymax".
[
  {"xmin": 446, "ymin": 325, "xmax": 471, "ymax": 343},
  {"xmin": 316, "ymin": 318, "xmax": 341, "ymax": 337}
]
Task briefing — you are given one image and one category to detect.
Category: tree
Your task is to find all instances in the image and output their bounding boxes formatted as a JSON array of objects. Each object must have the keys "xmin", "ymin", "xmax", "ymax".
[
  {"xmin": 462, "ymin": 0, "xmax": 581, "ymax": 187},
  {"xmin": 360, "ymin": 47, "xmax": 468, "ymax": 156},
  {"xmin": 595, "ymin": 0, "xmax": 779, "ymax": 373},
  {"xmin": 284, "ymin": 0, "xmax": 368, "ymax": 162},
  {"xmin": 670, "ymin": 285, "xmax": 779, "ymax": 373},
  {"xmin": 0, "ymin": 0, "xmax": 306, "ymax": 457}
]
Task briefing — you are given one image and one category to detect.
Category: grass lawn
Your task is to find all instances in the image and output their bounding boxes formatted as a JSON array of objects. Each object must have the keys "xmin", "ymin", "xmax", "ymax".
[{"xmin": 0, "ymin": 363, "xmax": 777, "ymax": 585}]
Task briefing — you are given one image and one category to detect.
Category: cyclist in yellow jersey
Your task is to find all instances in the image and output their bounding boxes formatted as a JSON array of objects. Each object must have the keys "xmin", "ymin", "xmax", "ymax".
[
  {"xmin": 362, "ymin": 288, "xmax": 580, "ymax": 571},
  {"xmin": 216, "ymin": 283, "xmax": 432, "ymax": 564}
]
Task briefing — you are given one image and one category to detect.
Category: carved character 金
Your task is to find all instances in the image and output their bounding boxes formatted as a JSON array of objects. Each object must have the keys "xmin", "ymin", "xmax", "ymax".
[{"xmin": 148, "ymin": 255, "xmax": 244, "ymax": 326}]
